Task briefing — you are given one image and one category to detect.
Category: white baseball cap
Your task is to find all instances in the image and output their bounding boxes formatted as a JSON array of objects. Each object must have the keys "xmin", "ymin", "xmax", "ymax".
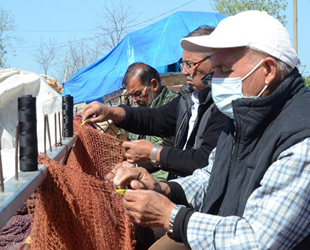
[{"xmin": 181, "ymin": 10, "xmax": 299, "ymax": 68}]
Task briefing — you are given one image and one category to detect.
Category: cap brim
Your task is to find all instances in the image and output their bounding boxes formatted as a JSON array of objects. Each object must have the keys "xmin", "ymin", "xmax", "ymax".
[
  {"xmin": 181, "ymin": 36, "xmax": 212, "ymax": 53},
  {"xmin": 181, "ymin": 35, "xmax": 248, "ymax": 53}
]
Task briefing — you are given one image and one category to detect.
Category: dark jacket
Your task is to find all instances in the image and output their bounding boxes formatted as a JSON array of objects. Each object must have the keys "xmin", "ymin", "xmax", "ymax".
[
  {"xmin": 128, "ymin": 86, "xmax": 177, "ymax": 146},
  {"xmin": 118, "ymin": 84, "xmax": 227, "ymax": 178},
  {"xmin": 203, "ymin": 69, "xmax": 310, "ymax": 217},
  {"xmin": 170, "ymin": 68, "xmax": 310, "ymax": 249}
]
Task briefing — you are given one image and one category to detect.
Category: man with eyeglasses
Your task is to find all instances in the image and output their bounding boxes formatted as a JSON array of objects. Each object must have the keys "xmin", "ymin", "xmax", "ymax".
[
  {"xmin": 123, "ymin": 62, "xmax": 178, "ymax": 182},
  {"xmin": 127, "ymin": 85, "xmax": 147, "ymax": 105},
  {"xmin": 123, "ymin": 62, "xmax": 177, "ymax": 108},
  {"xmin": 82, "ymin": 26, "xmax": 227, "ymax": 180}
]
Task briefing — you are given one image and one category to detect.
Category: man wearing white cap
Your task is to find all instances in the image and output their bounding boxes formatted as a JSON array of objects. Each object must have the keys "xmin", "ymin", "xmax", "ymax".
[
  {"xmin": 82, "ymin": 26, "xmax": 227, "ymax": 181},
  {"xmin": 111, "ymin": 10, "xmax": 310, "ymax": 249}
]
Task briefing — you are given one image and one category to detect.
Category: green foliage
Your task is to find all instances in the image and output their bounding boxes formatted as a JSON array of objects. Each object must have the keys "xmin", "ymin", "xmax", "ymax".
[
  {"xmin": 304, "ymin": 76, "xmax": 310, "ymax": 88},
  {"xmin": 211, "ymin": 0, "xmax": 288, "ymax": 26}
]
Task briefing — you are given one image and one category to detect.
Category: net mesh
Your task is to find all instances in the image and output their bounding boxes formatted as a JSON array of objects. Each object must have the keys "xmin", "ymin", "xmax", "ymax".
[{"xmin": 28, "ymin": 120, "xmax": 135, "ymax": 250}]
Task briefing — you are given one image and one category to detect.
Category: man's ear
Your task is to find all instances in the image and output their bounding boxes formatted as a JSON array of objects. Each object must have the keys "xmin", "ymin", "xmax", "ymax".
[
  {"xmin": 263, "ymin": 57, "xmax": 279, "ymax": 86},
  {"xmin": 150, "ymin": 78, "xmax": 160, "ymax": 92}
]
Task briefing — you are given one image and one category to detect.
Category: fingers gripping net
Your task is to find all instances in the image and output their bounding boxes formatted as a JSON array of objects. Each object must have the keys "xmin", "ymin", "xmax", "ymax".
[{"xmin": 29, "ymin": 120, "xmax": 135, "ymax": 249}]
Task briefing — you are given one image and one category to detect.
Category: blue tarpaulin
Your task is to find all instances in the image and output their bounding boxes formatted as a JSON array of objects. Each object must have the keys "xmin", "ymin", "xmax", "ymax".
[{"xmin": 61, "ymin": 11, "xmax": 227, "ymax": 104}]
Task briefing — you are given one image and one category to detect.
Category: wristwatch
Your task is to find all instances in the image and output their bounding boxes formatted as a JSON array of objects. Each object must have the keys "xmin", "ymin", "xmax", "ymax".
[
  {"xmin": 151, "ymin": 145, "xmax": 161, "ymax": 165},
  {"xmin": 167, "ymin": 204, "xmax": 183, "ymax": 238}
]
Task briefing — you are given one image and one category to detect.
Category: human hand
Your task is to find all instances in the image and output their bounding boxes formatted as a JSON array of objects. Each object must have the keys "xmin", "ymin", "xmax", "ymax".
[
  {"xmin": 122, "ymin": 189, "xmax": 175, "ymax": 228},
  {"xmin": 122, "ymin": 140, "xmax": 158, "ymax": 164},
  {"xmin": 81, "ymin": 101, "xmax": 110, "ymax": 123},
  {"xmin": 105, "ymin": 161, "xmax": 136, "ymax": 182},
  {"xmin": 113, "ymin": 167, "xmax": 157, "ymax": 191}
]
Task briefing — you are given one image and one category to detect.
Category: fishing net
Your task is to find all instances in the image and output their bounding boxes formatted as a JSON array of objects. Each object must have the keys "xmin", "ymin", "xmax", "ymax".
[
  {"xmin": 0, "ymin": 202, "xmax": 31, "ymax": 250},
  {"xmin": 27, "ymin": 120, "xmax": 135, "ymax": 250}
]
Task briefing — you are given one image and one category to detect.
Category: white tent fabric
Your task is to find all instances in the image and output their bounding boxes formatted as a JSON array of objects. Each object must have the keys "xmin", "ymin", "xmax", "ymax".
[{"xmin": 0, "ymin": 68, "xmax": 62, "ymax": 182}]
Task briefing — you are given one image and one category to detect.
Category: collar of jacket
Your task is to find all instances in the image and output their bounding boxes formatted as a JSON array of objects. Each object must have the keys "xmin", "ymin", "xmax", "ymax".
[
  {"xmin": 179, "ymin": 84, "xmax": 212, "ymax": 105},
  {"xmin": 231, "ymin": 68, "xmax": 304, "ymax": 136},
  {"xmin": 179, "ymin": 84, "xmax": 194, "ymax": 110},
  {"xmin": 150, "ymin": 86, "xmax": 169, "ymax": 108},
  {"xmin": 179, "ymin": 84, "xmax": 193, "ymax": 96},
  {"xmin": 198, "ymin": 86, "xmax": 212, "ymax": 105}
]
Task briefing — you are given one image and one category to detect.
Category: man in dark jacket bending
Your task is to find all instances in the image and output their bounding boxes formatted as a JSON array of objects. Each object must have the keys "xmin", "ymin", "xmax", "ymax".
[{"xmin": 82, "ymin": 26, "xmax": 227, "ymax": 179}]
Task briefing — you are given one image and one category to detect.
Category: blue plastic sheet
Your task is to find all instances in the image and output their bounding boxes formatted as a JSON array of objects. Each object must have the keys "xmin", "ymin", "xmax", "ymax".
[{"xmin": 62, "ymin": 11, "xmax": 227, "ymax": 104}]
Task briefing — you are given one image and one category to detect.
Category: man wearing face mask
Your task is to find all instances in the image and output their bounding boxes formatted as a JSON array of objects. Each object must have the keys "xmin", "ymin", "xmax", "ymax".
[
  {"xmin": 82, "ymin": 26, "xmax": 227, "ymax": 179},
  {"xmin": 110, "ymin": 11, "xmax": 310, "ymax": 249}
]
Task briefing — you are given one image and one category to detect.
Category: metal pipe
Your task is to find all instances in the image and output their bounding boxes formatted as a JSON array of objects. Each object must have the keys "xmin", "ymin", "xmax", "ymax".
[
  {"xmin": 54, "ymin": 113, "xmax": 57, "ymax": 147},
  {"xmin": 46, "ymin": 115, "xmax": 52, "ymax": 152},
  {"xmin": 0, "ymin": 141, "xmax": 4, "ymax": 193},
  {"xmin": 58, "ymin": 112, "xmax": 62, "ymax": 145},
  {"xmin": 62, "ymin": 110, "xmax": 65, "ymax": 140},
  {"xmin": 15, "ymin": 124, "xmax": 19, "ymax": 180},
  {"xmin": 44, "ymin": 115, "xmax": 47, "ymax": 154},
  {"xmin": 293, "ymin": 0, "xmax": 298, "ymax": 54}
]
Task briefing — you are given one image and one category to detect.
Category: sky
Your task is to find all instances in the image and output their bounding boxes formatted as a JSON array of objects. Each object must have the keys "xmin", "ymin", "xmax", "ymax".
[{"xmin": 2, "ymin": 0, "xmax": 310, "ymax": 78}]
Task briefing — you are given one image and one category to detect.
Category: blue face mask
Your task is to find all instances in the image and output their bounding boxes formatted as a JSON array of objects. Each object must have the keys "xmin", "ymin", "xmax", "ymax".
[{"xmin": 211, "ymin": 59, "xmax": 267, "ymax": 119}]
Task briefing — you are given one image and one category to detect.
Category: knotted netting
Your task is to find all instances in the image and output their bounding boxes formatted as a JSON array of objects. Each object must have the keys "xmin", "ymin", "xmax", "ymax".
[{"xmin": 28, "ymin": 120, "xmax": 135, "ymax": 250}]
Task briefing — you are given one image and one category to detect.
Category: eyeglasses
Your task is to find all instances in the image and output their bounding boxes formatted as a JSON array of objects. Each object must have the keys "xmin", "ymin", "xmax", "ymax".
[
  {"xmin": 127, "ymin": 86, "xmax": 147, "ymax": 100},
  {"xmin": 179, "ymin": 56, "xmax": 211, "ymax": 73}
]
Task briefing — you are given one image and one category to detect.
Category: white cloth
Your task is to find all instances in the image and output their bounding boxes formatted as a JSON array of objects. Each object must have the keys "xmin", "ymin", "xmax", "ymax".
[{"xmin": 0, "ymin": 68, "xmax": 62, "ymax": 182}]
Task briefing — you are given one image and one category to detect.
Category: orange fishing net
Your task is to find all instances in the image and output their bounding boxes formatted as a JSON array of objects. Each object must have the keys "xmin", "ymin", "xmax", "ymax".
[{"xmin": 28, "ymin": 120, "xmax": 135, "ymax": 250}]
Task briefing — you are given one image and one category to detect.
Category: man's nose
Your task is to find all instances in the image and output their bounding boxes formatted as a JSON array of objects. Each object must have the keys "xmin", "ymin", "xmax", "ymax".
[{"xmin": 181, "ymin": 67, "xmax": 189, "ymax": 76}]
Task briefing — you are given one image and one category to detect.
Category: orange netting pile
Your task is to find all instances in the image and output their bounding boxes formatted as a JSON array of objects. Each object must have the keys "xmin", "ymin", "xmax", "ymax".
[{"xmin": 28, "ymin": 120, "xmax": 135, "ymax": 249}]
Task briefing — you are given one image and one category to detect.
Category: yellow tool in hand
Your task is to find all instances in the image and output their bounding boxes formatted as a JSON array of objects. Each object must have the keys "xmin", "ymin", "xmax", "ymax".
[
  {"xmin": 80, "ymin": 120, "xmax": 86, "ymax": 126},
  {"xmin": 116, "ymin": 189, "xmax": 126, "ymax": 195}
]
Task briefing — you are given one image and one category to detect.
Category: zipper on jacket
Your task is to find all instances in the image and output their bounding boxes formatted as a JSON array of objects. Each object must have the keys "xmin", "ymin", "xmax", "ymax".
[
  {"xmin": 219, "ymin": 130, "xmax": 237, "ymax": 215},
  {"xmin": 175, "ymin": 114, "xmax": 188, "ymax": 147},
  {"xmin": 231, "ymin": 131, "xmax": 237, "ymax": 159}
]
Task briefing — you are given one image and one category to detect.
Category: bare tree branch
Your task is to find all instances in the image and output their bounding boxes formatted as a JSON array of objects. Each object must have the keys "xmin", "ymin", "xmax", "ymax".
[
  {"xmin": 0, "ymin": 7, "xmax": 22, "ymax": 67},
  {"xmin": 95, "ymin": 0, "xmax": 139, "ymax": 52},
  {"xmin": 56, "ymin": 40, "xmax": 102, "ymax": 82},
  {"xmin": 34, "ymin": 0, "xmax": 138, "ymax": 82},
  {"xmin": 33, "ymin": 37, "xmax": 60, "ymax": 75}
]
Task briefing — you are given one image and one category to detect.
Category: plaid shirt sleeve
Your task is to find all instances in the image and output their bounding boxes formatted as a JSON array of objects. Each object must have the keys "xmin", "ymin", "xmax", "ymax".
[{"xmin": 170, "ymin": 138, "xmax": 310, "ymax": 250}]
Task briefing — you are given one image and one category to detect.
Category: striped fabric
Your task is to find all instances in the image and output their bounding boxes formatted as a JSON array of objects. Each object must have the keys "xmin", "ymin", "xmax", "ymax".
[{"xmin": 171, "ymin": 138, "xmax": 310, "ymax": 249}]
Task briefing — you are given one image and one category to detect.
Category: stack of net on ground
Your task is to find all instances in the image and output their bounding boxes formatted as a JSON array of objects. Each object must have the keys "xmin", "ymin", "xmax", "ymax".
[{"xmin": 28, "ymin": 120, "xmax": 135, "ymax": 250}]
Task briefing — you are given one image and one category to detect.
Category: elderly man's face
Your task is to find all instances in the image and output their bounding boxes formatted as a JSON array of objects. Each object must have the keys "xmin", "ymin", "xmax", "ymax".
[
  {"xmin": 126, "ymin": 76, "xmax": 154, "ymax": 107},
  {"xmin": 181, "ymin": 50, "xmax": 213, "ymax": 91},
  {"xmin": 212, "ymin": 47, "xmax": 268, "ymax": 98}
]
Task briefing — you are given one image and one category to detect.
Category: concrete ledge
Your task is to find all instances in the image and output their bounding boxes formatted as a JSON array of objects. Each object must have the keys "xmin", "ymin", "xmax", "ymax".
[{"xmin": 0, "ymin": 135, "xmax": 77, "ymax": 229}]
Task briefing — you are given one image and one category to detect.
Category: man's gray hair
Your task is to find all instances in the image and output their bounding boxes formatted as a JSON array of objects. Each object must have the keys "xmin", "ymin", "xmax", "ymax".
[
  {"xmin": 248, "ymin": 47, "xmax": 293, "ymax": 81},
  {"xmin": 184, "ymin": 25, "xmax": 215, "ymax": 57},
  {"xmin": 277, "ymin": 60, "xmax": 293, "ymax": 81}
]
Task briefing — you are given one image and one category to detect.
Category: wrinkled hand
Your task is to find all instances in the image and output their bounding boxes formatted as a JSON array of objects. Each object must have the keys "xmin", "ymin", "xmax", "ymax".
[
  {"xmin": 113, "ymin": 167, "xmax": 157, "ymax": 191},
  {"xmin": 105, "ymin": 161, "xmax": 135, "ymax": 182},
  {"xmin": 122, "ymin": 189, "xmax": 175, "ymax": 228},
  {"xmin": 81, "ymin": 101, "xmax": 111, "ymax": 123},
  {"xmin": 122, "ymin": 140, "xmax": 154, "ymax": 164}
]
